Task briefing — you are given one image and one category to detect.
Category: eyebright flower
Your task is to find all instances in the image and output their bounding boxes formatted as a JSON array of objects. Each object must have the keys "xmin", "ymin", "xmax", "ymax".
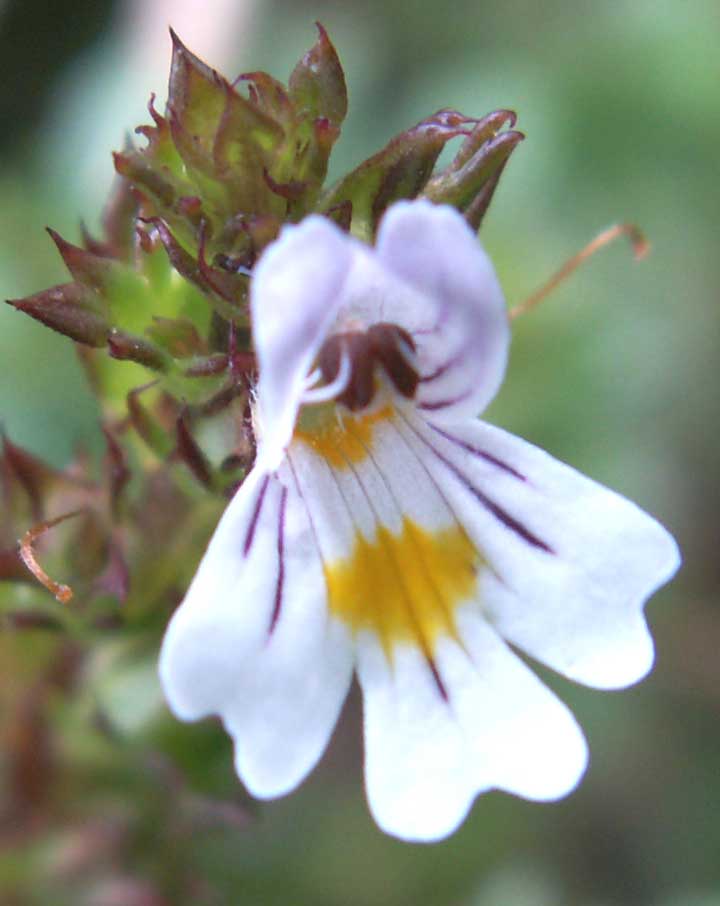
[{"xmin": 159, "ymin": 200, "xmax": 680, "ymax": 841}]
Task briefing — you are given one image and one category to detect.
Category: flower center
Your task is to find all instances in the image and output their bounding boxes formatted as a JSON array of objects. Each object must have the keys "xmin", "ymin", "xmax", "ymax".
[
  {"xmin": 294, "ymin": 404, "xmax": 394, "ymax": 468},
  {"xmin": 317, "ymin": 322, "xmax": 419, "ymax": 412},
  {"xmin": 325, "ymin": 516, "xmax": 479, "ymax": 662}
]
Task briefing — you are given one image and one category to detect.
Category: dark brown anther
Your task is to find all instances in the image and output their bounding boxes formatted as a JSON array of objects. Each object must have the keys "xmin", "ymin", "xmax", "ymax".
[
  {"xmin": 316, "ymin": 322, "xmax": 419, "ymax": 411},
  {"xmin": 367, "ymin": 323, "xmax": 419, "ymax": 399},
  {"xmin": 318, "ymin": 331, "xmax": 374, "ymax": 411},
  {"xmin": 342, "ymin": 333, "xmax": 375, "ymax": 410}
]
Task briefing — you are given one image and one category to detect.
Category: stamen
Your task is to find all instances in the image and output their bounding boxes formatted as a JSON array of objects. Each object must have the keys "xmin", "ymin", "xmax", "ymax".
[
  {"xmin": 367, "ymin": 324, "xmax": 419, "ymax": 400},
  {"xmin": 509, "ymin": 223, "xmax": 649, "ymax": 320},
  {"xmin": 313, "ymin": 324, "xmax": 420, "ymax": 412},
  {"xmin": 301, "ymin": 345, "xmax": 353, "ymax": 405}
]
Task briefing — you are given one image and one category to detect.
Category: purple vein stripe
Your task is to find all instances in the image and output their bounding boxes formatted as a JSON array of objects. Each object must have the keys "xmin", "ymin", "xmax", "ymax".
[
  {"xmin": 477, "ymin": 493, "xmax": 553, "ymax": 552},
  {"xmin": 416, "ymin": 429, "xmax": 554, "ymax": 554},
  {"xmin": 427, "ymin": 655, "xmax": 450, "ymax": 703},
  {"xmin": 430, "ymin": 425, "xmax": 527, "ymax": 482},
  {"xmin": 419, "ymin": 354, "xmax": 458, "ymax": 384},
  {"xmin": 418, "ymin": 387, "xmax": 473, "ymax": 412},
  {"xmin": 268, "ymin": 484, "xmax": 288, "ymax": 635},
  {"xmin": 243, "ymin": 473, "xmax": 270, "ymax": 557}
]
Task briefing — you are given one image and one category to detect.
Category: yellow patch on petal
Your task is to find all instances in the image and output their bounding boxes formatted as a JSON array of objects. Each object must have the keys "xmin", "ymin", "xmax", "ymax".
[
  {"xmin": 325, "ymin": 517, "xmax": 479, "ymax": 659},
  {"xmin": 294, "ymin": 404, "xmax": 393, "ymax": 469}
]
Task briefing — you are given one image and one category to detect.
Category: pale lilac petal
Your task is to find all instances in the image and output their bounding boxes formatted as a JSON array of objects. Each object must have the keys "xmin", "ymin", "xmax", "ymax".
[
  {"xmin": 375, "ymin": 200, "xmax": 510, "ymax": 419},
  {"xmin": 252, "ymin": 216, "xmax": 353, "ymax": 469},
  {"xmin": 396, "ymin": 413, "xmax": 680, "ymax": 689},
  {"xmin": 159, "ymin": 465, "xmax": 353, "ymax": 797}
]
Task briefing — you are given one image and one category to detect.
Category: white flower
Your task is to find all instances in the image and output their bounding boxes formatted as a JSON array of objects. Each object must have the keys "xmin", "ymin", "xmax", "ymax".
[{"xmin": 159, "ymin": 200, "xmax": 680, "ymax": 842}]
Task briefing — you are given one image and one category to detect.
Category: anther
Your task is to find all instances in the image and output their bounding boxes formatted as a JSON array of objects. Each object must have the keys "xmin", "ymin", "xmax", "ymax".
[
  {"xmin": 316, "ymin": 322, "xmax": 419, "ymax": 411},
  {"xmin": 367, "ymin": 324, "xmax": 419, "ymax": 400}
]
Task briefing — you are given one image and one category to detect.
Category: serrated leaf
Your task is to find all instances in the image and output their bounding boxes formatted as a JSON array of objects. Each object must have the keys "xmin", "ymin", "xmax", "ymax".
[
  {"xmin": 449, "ymin": 109, "xmax": 517, "ymax": 171},
  {"xmin": 319, "ymin": 109, "xmax": 475, "ymax": 240},
  {"xmin": 143, "ymin": 219, "xmax": 247, "ymax": 323},
  {"xmin": 422, "ymin": 130, "xmax": 524, "ymax": 211},
  {"xmin": 238, "ymin": 71, "xmax": 293, "ymax": 126},
  {"xmin": 175, "ymin": 410, "xmax": 215, "ymax": 490},
  {"xmin": 136, "ymin": 95, "xmax": 187, "ymax": 178},
  {"xmin": 146, "ymin": 317, "xmax": 206, "ymax": 358},
  {"xmin": 212, "ymin": 83, "xmax": 285, "ymax": 212},
  {"xmin": 166, "ymin": 32, "xmax": 286, "ymax": 222},
  {"xmin": 47, "ymin": 229, "xmax": 125, "ymax": 293},
  {"xmin": 168, "ymin": 31, "xmax": 228, "ymax": 156},
  {"xmin": 289, "ymin": 23, "xmax": 347, "ymax": 127},
  {"xmin": 114, "ymin": 150, "xmax": 177, "ymax": 209},
  {"xmin": 291, "ymin": 117, "xmax": 340, "ymax": 209},
  {"xmin": 127, "ymin": 384, "xmax": 175, "ymax": 458},
  {"xmin": 6, "ymin": 283, "xmax": 109, "ymax": 346},
  {"xmin": 92, "ymin": 176, "xmax": 139, "ymax": 261},
  {"xmin": 107, "ymin": 328, "xmax": 171, "ymax": 371}
]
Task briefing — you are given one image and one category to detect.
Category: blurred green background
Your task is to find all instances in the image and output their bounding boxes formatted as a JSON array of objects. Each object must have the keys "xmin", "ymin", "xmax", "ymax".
[{"xmin": 1, "ymin": 0, "xmax": 718, "ymax": 904}]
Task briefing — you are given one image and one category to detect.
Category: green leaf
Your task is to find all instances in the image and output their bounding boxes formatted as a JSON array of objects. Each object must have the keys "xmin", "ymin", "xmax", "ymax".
[
  {"xmin": 212, "ymin": 82, "xmax": 286, "ymax": 213},
  {"xmin": 422, "ymin": 130, "xmax": 524, "ymax": 213},
  {"xmin": 146, "ymin": 317, "xmax": 206, "ymax": 358},
  {"xmin": 107, "ymin": 328, "xmax": 171, "ymax": 371},
  {"xmin": 450, "ymin": 109, "xmax": 517, "ymax": 171},
  {"xmin": 167, "ymin": 31, "xmax": 228, "ymax": 157},
  {"xmin": 319, "ymin": 109, "xmax": 476, "ymax": 240},
  {"xmin": 46, "ymin": 228, "xmax": 125, "ymax": 294},
  {"xmin": 113, "ymin": 149, "xmax": 177, "ymax": 210},
  {"xmin": 289, "ymin": 23, "xmax": 347, "ymax": 128},
  {"xmin": 237, "ymin": 71, "xmax": 294, "ymax": 126},
  {"xmin": 6, "ymin": 283, "xmax": 109, "ymax": 347}
]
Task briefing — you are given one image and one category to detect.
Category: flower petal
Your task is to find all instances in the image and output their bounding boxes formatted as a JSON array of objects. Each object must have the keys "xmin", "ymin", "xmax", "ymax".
[
  {"xmin": 159, "ymin": 466, "xmax": 353, "ymax": 798},
  {"xmin": 375, "ymin": 200, "xmax": 510, "ymax": 419},
  {"xmin": 290, "ymin": 405, "xmax": 480, "ymax": 660},
  {"xmin": 252, "ymin": 216, "xmax": 353, "ymax": 469},
  {"xmin": 291, "ymin": 406, "xmax": 584, "ymax": 842},
  {"xmin": 396, "ymin": 413, "xmax": 681, "ymax": 689},
  {"xmin": 358, "ymin": 607, "xmax": 588, "ymax": 842}
]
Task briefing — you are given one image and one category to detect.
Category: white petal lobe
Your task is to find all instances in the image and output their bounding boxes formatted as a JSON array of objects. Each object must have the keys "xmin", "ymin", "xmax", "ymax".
[
  {"xmin": 358, "ymin": 608, "xmax": 588, "ymax": 842},
  {"xmin": 400, "ymin": 414, "xmax": 681, "ymax": 689},
  {"xmin": 159, "ymin": 465, "xmax": 353, "ymax": 798}
]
